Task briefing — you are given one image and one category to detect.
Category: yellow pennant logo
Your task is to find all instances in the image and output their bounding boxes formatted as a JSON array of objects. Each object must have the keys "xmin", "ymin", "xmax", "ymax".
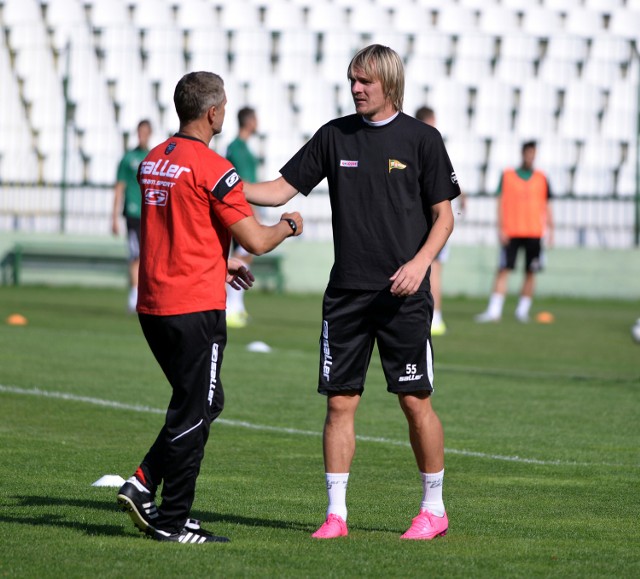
[{"xmin": 388, "ymin": 159, "xmax": 407, "ymax": 173}]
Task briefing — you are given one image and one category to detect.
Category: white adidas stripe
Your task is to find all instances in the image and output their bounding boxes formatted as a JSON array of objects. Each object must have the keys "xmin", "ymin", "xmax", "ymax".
[{"xmin": 0, "ymin": 384, "xmax": 632, "ymax": 468}]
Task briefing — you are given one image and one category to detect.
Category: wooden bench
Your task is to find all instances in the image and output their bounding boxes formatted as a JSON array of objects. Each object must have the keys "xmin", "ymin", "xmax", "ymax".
[{"xmin": 0, "ymin": 242, "xmax": 285, "ymax": 292}]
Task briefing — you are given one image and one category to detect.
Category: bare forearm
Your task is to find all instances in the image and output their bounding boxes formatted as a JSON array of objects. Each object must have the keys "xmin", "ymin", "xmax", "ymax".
[
  {"xmin": 243, "ymin": 177, "xmax": 297, "ymax": 207},
  {"xmin": 230, "ymin": 212, "xmax": 303, "ymax": 256}
]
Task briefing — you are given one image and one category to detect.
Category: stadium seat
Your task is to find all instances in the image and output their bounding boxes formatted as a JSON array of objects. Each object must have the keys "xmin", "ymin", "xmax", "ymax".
[
  {"xmin": 494, "ymin": 35, "xmax": 540, "ymax": 85},
  {"xmin": 228, "ymin": 29, "xmax": 273, "ymax": 82},
  {"xmin": 244, "ymin": 77, "xmax": 295, "ymax": 135},
  {"xmin": 521, "ymin": 7, "xmax": 562, "ymax": 36},
  {"xmin": 515, "ymin": 80, "xmax": 559, "ymax": 140},
  {"xmin": 444, "ymin": 135, "xmax": 487, "ymax": 195},
  {"xmin": 317, "ymin": 30, "xmax": 361, "ymax": 83},
  {"xmin": 1, "ymin": 0, "xmax": 41, "ymax": 25},
  {"xmin": 473, "ymin": 80, "xmax": 515, "ymax": 138},
  {"xmin": 43, "ymin": 0, "xmax": 88, "ymax": 52},
  {"xmin": 88, "ymin": 0, "xmax": 131, "ymax": 28},
  {"xmin": 451, "ymin": 34, "xmax": 496, "ymax": 83},
  {"xmin": 274, "ymin": 29, "xmax": 318, "ymax": 83},
  {"xmin": 390, "ymin": 3, "xmax": 434, "ymax": 34},
  {"xmin": 293, "ymin": 78, "xmax": 339, "ymax": 137},
  {"xmin": 583, "ymin": 0, "xmax": 624, "ymax": 9},
  {"xmin": 542, "ymin": 0, "xmax": 582, "ymax": 9},
  {"xmin": 572, "ymin": 166, "xmax": 615, "ymax": 197},
  {"xmin": 436, "ymin": 4, "xmax": 478, "ymax": 35},
  {"xmin": 616, "ymin": 158, "xmax": 637, "ymax": 197},
  {"xmin": 175, "ymin": 0, "xmax": 217, "ymax": 30},
  {"xmin": 186, "ymin": 27, "xmax": 229, "ymax": 77},
  {"xmin": 143, "ymin": 27, "xmax": 186, "ymax": 86},
  {"xmin": 538, "ymin": 36, "xmax": 588, "ymax": 88},
  {"xmin": 429, "ymin": 79, "xmax": 472, "ymax": 137},
  {"xmin": 478, "ymin": 5, "xmax": 520, "ymax": 35},
  {"xmin": 262, "ymin": 0, "xmax": 306, "ymax": 32},
  {"xmin": 216, "ymin": 0, "xmax": 261, "ymax": 30},
  {"xmin": 500, "ymin": 0, "xmax": 532, "ymax": 9},
  {"xmin": 131, "ymin": 0, "xmax": 174, "ymax": 30},
  {"xmin": 404, "ymin": 56, "xmax": 447, "ymax": 95},
  {"xmin": 564, "ymin": 8, "xmax": 606, "ymax": 38},
  {"xmin": 582, "ymin": 36, "xmax": 633, "ymax": 88},
  {"xmin": 581, "ymin": 138, "xmax": 623, "ymax": 173},
  {"xmin": 608, "ymin": 7, "xmax": 640, "ymax": 40},
  {"xmin": 558, "ymin": 81, "xmax": 603, "ymax": 140},
  {"xmin": 347, "ymin": 3, "xmax": 393, "ymax": 33},
  {"xmin": 306, "ymin": 2, "xmax": 349, "ymax": 32},
  {"xmin": 602, "ymin": 75, "xmax": 639, "ymax": 142},
  {"xmin": 412, "ymin": 29, "xmax": 454, "ymax": 62}
]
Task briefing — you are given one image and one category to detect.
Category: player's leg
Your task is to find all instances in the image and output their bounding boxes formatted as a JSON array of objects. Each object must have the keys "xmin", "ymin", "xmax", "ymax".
[
  {"xmin": 126, "ymin": 218, "xmax": 141, "ymax": 313},
  {"xmin": 515, "ymin": 238, "xmax": 542, "ymax": 322},
  {"xmin": 476, "ymin": 240, "xmax": 516, "ymax": 322},
  {"xmin": 430, "ymin": 259, "xmax": 445, "ymax": 335},
  {"xmin": 376, "ymin": 291, "xmax": 448, "ymax": 539},
  {"xmin": 121, "ymin": 311, "xmax": 229, "ymax": 543},
  {"xmin": 227, "ymin": 241, "xmax": 252, "ymax": 328},
  {"xmin": 312, "ymin": 288, "xmax": 375, "ymax": 539}
]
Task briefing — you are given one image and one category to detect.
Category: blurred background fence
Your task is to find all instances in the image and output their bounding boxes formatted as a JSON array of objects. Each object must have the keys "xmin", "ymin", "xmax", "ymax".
[{"xmin": 1, "ymin": 0, "xmax": 639, "ymax": 249}]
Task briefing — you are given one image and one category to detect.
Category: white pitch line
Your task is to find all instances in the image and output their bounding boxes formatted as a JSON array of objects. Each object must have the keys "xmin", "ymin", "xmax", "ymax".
[{"xmin": 0, "ymin": 384, "xmax": 633, "ymax": 468}]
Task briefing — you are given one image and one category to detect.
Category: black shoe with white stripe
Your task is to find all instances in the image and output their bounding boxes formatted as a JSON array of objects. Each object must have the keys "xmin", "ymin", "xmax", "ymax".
[
  {"xmin": 117, "ymin": 476, "xmax": 159, "ymax": 533},
  {"xmin": 152, "ymin": 519, "xmax": 230, "ymax": 544}
]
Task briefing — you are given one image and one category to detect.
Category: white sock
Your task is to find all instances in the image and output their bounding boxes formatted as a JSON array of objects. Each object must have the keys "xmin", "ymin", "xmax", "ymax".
[
  {"xmin": 432, "ymin": 309, "xmax": 443, "ymax": 326},
  {"xmin": 420, "ymin": 469, "xmax": 445, "ymax": 517},
  {"xmin": 128, "ymin": 286, "xmax": 138, "ymax": 312},
  {"xmin": 487, "ymin": 293, "xmax": 505, "ymax": 318},
  {"xmin": 226, "ymin": 285, "xmax": 245, "ymax": 315},
  {"xmin": 516, "ymin": 296, "xmax": 532, "ymax": 318},
  {"xmin": 325, "ymin": 472, "xmax": 349, "ymax": 521}
]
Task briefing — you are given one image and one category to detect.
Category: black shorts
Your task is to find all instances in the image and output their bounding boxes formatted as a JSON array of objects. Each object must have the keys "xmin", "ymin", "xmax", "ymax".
[
  {"xmin": 126, "ymin": 217, "xmax": 141, "ymax": 261},
  {"xmin": 318, "ymin": 287, "xmax": 435, "ymax": 396},
  {"xmin": 500, "ymin": 237, "xmax": 544, "ymax": 273}
]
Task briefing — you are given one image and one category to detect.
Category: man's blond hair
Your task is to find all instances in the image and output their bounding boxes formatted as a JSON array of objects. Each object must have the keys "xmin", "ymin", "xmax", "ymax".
[{"xmin": 347, "ymin": 44, "xmax": 404, "ymax": 112}]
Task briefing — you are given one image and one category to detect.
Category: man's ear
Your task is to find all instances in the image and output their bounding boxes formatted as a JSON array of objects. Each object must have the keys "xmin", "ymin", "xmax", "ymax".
[{"xmin": 207, "ymin": 105, "xmax": 217, "ymax": 125}]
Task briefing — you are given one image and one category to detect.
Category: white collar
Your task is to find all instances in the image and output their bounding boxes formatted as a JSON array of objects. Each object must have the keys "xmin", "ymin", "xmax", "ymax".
[{"xmin": 361, "ymin": 111, "xmax": 400, "ymax": 127}]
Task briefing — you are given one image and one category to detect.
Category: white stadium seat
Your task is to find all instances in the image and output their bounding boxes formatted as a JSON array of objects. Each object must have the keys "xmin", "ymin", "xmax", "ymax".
[
  {"xmin": 473, "ymin": 80, "xmax": 515, "ymax": 139},
  {"xmin": 0, "ymin": 0, "xmax": 637, "ymax": 204}
]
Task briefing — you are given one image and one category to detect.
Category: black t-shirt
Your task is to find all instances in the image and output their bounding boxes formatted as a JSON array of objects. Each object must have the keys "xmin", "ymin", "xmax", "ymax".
[{"xmin": 280, "ymin": 112, "xmax": 461, "ymax": 291}]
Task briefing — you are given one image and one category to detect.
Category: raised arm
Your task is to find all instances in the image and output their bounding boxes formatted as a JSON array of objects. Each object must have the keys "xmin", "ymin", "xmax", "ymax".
[
  {"xmin": 243, "ymin": 176, "xmax": 299, "ymax": 207},
  {"xmin": 229, "ymin": 211, "xmax": 303, "ymax": 256}
]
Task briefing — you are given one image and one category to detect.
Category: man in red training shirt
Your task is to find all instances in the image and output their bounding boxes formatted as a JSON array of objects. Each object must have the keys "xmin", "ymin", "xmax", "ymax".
[{"xmin": 117, "ymin": 71, "xmax": 303, "ymax": 544}]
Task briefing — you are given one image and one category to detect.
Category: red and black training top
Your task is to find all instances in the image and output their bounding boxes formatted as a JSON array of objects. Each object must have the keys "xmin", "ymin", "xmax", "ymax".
[{"xmin": 137, "ymin": 133, "xmax": 253, "ymax": 316}]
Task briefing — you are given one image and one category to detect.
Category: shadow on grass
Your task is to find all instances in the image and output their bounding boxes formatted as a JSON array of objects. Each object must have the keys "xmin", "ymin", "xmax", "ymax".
[{"xmin": 6, "ymin": 495, "xmax": 330, "ymax": 536}]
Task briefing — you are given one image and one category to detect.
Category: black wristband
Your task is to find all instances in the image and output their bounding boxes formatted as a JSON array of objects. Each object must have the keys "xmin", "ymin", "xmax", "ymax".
[{"xmin": 281, "ymin": 218, "xmax": 297, "ymax": 236}]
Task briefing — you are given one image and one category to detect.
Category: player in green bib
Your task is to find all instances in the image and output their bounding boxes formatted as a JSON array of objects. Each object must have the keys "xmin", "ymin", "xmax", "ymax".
[
  {"xmin": 112, "ymin": 119, "xmax": 152, "ymax": 313},
  {"xmin": 225, "ymin": 107, "xmax": 259, "ymax": 327}
]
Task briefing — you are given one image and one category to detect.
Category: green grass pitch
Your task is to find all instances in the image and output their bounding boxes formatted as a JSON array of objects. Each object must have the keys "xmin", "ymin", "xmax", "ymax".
[{"xmin": 0, "ymin": 286, "xmax": 638, "ymax": 577}]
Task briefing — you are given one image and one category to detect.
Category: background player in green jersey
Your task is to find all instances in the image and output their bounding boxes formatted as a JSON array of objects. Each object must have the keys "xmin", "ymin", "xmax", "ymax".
[
  {"xmin": 226, "ymin": 107, "xmax": 260, "ymax": 327},
  {"xmin": 112, "ymin": 119, "xmax": 152, "ymax": 313}
]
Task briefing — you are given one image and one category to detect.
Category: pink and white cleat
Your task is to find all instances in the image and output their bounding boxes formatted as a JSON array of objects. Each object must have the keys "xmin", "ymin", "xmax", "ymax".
[
  {"xmin": 400, "ymin": 509, "xmax": 448, "ymax": 540},
  {"xmin": 311, "ymin": 514, "xmax": 348, "ymax": 539}
]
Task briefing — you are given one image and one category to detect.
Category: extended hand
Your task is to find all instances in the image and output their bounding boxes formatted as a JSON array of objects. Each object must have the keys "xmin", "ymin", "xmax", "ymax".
[
  {"xmin": 280, "ymin": 211, "xmax": 303, "ymax": 236},
  {"xmin": 227, "ymin": 257, "xmax": 255, "ymax": 290}
]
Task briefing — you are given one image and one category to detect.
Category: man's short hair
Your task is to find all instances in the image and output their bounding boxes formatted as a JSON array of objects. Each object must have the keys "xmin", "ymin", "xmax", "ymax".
[
  {"xmin": 522, "ymin": 140, "xmax": 537, "ymax": 154},
  {"xmin": 174, "ymin": 71, "xmax": 225, "ymax": 125},
  {"xmin": 415, "ymin": 106, "xmax": 435, "ymax": 123},
  {"xmin": 347, "ymin": 44, "xmax": 405, "ymax": 112},
  {"xmin": 237, "ymin": 106, "xmax": 256, "ymax": 129},
  {"xmin": 137, "ymin": 119, "xmax": 152, "ymax": 131}
]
